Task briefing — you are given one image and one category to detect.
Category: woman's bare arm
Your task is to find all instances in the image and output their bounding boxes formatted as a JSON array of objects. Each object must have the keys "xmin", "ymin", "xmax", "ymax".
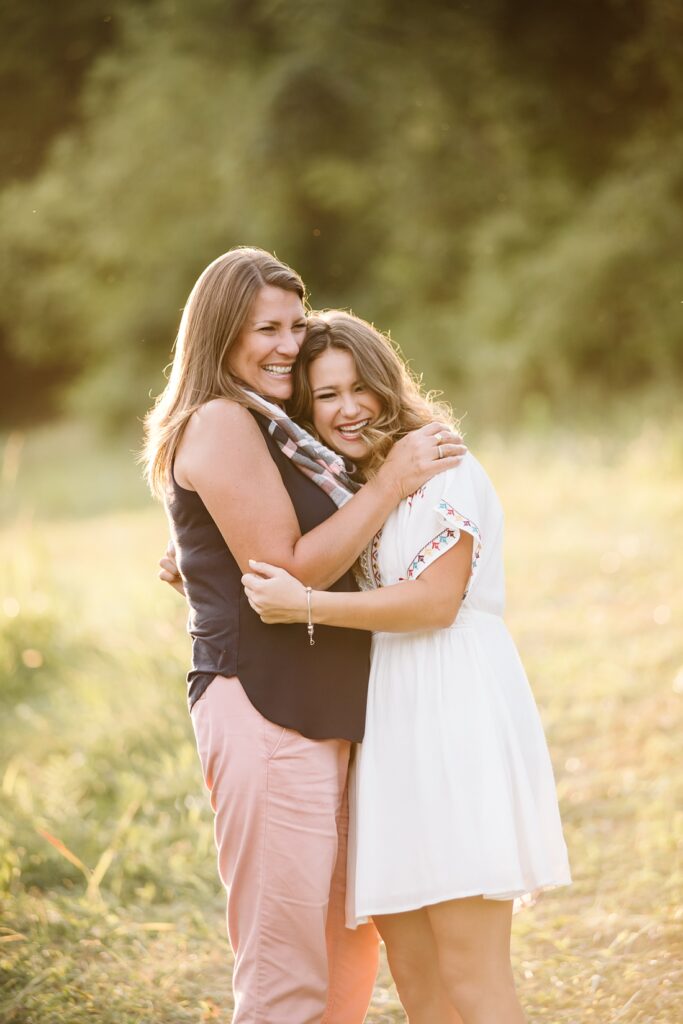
[
  {"xmin": 173, "ymin": 399, "xmax": 465, "ymax": 591},
  {"xmin": 243, "ymin": 534, "xmax": 474, "ymax": 632}
]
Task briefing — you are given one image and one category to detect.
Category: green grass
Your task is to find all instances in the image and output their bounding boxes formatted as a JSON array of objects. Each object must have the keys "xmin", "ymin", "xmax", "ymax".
[{"xmin": 1, "ymin": 418, "xmax": 681, "ymax": 1023}]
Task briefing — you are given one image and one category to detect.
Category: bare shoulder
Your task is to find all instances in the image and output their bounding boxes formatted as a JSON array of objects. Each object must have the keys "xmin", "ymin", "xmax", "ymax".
[
  {"xmin": 189, "ymin": 397, "xmax": 258, "ymax": 435},
  {"xmin": 176, "ymin": 399, "xmax": 267, "ymax": 488},
  {"xmin": 181, "ymin": 398, "xmax": 264, "ymax": 451}
]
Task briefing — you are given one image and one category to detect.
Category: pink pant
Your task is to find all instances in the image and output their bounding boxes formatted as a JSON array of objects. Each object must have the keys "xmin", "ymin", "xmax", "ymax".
[{"xmin": 191, "ymin": 675, "xmax": 379, "ymax": 1023}]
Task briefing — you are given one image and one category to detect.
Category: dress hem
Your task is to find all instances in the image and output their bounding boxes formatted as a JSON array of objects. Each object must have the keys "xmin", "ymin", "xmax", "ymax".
[{"xmin": 347, "ymin": 875, "xmax": 572, "ymax": 929}]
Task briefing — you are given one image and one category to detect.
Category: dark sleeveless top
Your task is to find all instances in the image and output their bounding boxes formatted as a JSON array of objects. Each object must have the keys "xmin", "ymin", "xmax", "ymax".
[{"xmin": 165, "ymin": 411, "xmax": 371, "ymax": 741}]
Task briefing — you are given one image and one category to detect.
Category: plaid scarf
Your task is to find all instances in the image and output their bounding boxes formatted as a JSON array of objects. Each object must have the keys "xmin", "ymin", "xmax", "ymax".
[{"xmin": 244, "ymin": 390, "xmax": 361, "ymax": 508}]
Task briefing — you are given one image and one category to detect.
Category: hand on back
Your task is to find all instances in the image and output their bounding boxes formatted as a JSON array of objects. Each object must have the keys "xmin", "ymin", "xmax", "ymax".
[{"xmin": 159, "ymin": 539, "xmax": 185, "ymax": 596}]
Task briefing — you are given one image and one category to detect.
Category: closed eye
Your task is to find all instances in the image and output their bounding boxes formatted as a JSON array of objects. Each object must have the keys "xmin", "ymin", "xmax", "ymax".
[{"xmin": 258, "ymin": 321, "xmax": 306, "ymax": 333}]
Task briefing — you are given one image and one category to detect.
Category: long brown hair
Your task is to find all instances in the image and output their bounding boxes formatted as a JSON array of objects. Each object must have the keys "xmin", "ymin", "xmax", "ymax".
[
  {"xmin": 288, "ymin": 310, "xmax": 456, "ymax": 477},
  {"xmin": 142, "ymin": 247, "xmax": 305, "ymax": 498}
]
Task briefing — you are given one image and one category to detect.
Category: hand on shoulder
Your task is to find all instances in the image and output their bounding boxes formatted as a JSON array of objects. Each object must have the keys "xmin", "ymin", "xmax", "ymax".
[{"xmin": 380, "ymin": 421, "xmax": 468, "ymax": 501}]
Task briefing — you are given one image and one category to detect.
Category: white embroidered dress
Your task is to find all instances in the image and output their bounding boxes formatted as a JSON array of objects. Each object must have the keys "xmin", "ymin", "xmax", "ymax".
[{"xmin": 346, "ymin": 452, "xmax": 571, "ymax": 927}]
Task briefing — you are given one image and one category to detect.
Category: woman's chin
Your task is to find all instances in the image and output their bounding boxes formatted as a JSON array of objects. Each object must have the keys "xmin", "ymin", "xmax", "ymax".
[
  {"xmin": 259, "ymin": 375, "xmax": 293, "ymax": 401},
  {"xmin": 332, "ymin": 439, "xmax": 371, "ymax": 461}
]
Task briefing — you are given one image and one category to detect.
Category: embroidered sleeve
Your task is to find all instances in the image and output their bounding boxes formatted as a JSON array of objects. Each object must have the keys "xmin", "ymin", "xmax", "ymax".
[
  {"xmin": 402, "ymin": 500, "xmax": 482, "ymax": 598},
  {"xmin": 355, "ymin": 528, "xmax": 383, "ymax": 590}
]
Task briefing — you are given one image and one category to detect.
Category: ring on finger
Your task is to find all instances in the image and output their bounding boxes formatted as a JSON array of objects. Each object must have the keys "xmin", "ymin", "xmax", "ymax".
[
  {"xmin": 437, "ymin": 444, "xmax": 443, "ymax": 460},
  {"xmin": 435, "ymin": 432, "xmax": 443, "ymax": 444}
]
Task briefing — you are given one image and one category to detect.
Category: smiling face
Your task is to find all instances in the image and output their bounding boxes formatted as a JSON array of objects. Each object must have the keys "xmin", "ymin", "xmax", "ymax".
[
  {"xmin": 226, "ymin": 285, "xmax": 307, "ymax": 401},
  {"xmin": 309, "ymin": 347, "xmax": 384, "ymax": 461}
]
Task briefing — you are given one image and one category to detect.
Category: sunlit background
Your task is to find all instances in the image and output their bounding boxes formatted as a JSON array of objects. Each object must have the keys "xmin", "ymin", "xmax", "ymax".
[{"xmin": 1, "ymin": 3, "xmax": 681, "ymax": 1021}]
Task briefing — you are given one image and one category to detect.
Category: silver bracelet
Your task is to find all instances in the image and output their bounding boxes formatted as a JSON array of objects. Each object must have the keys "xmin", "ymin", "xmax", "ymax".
[{"xmin": 305, "ymin": 586, "xmax": 315, "ymax": 646}]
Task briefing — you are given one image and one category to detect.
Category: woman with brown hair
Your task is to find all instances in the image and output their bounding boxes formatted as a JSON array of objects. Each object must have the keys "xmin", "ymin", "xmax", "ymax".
[
  {"xmin": 242, "ymin": 311, "xmax": 572, "ymax": 1024},
  {"xmin": 143, "ymin": 247, "xmax": 465, "ymax": 1023}
]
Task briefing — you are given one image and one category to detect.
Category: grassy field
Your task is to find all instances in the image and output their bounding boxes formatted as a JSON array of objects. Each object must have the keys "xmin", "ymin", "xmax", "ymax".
[{"xmin": 0, "ymin": 419, "xmax": 681, "ymax": 1023}]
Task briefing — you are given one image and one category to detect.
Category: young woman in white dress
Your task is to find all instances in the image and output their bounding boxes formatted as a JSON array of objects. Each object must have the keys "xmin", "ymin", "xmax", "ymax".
[{"xmin": 243, "ymin": 311, "xmax": 572, "ymax": 1024}]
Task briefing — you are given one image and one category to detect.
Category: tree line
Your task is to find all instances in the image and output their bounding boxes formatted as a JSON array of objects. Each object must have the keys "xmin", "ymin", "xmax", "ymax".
[{"xmin": 1, "ymin": 0, "xmax": 681, "ymax": 427}]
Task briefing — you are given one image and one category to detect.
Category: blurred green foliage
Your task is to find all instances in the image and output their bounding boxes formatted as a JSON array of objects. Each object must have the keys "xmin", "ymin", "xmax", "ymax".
[{"xmin": 0, "ymin": 0, "xmax": 681, "ymax": 427}]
